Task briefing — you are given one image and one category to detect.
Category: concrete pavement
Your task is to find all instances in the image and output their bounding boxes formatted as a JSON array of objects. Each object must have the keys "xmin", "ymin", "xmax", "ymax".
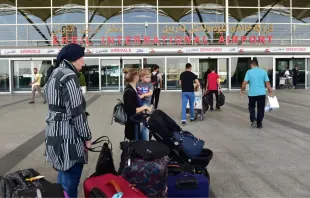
[{"xmin": 0, "ymin": 90, "xmax": 310, "ymax": 197}]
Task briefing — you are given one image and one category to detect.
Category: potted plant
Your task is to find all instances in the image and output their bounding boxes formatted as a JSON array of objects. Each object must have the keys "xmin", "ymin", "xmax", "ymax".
[{"xmin": 79, "ymin": 72, "xmax": 87, "ymax": 94}]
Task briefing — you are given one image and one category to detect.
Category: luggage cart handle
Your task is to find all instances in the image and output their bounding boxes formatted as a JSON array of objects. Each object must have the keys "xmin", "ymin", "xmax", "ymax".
[{"xmin": 130, "ymin": 113, "xmax": 151, "ymax": 124}]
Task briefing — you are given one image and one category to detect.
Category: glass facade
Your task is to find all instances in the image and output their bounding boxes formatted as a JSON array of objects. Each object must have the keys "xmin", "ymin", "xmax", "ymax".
[
  {"xmin": 1, "ymin": 0, "xmax": 310, "ymax": 46},
  {"xmin": 1, "ymin": 0, "xmax": 310, "ymax": 93}
]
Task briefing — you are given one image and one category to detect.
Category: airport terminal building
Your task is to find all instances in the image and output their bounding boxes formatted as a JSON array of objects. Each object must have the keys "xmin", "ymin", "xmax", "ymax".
[{"xmin": 1, "ymin": 0, "xmax": 310, "ymax": 93}]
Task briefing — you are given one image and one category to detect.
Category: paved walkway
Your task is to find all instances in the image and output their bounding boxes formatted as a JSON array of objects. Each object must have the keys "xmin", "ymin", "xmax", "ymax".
[{"xmin": 0, "ymin": 90, "xmax": 310, "ymax": 197}]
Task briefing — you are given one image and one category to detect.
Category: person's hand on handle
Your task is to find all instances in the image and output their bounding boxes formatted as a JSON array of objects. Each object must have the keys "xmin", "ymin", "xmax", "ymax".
[
  {"xmin": 85, "ymin": 141, "xmax": 92, "ymax": 150},
  {"xmin": 145, "ymin": 106, "xmax": 152, "ymax": 114}
]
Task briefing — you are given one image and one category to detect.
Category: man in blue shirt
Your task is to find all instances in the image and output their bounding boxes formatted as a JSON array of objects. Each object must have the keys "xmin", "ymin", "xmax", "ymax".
[{"xmin": 240, "ymin": 60, "xmax": 272, "ymax": 129}]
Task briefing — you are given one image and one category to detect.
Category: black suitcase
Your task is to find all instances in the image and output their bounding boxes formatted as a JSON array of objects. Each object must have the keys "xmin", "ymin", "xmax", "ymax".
[{"xmin": 0, "ymin": 168, "xmax": 65, "ymax": 198}]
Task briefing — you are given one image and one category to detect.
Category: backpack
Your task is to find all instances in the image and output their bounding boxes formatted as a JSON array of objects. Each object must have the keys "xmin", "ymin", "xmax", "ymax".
[
  {"xmin": 151, "ymin": 71, "xmax": 159, "ymax": 88},
  {"xmin": 118, "ymin": 141, "xmax": 170, "ymax": 197},
  {"xmin": 111, "ymin": 88, "xmax": 132, "ymax": 125}
]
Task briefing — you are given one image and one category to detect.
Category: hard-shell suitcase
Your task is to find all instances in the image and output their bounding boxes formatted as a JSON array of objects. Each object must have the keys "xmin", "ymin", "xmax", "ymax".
[
  {"xmin": 167, "ymin": 172, "xmax": 209, "ymax": 197},
  {"xmin": 84, "ymin": 173, "xmax": 146, "ymax": 198},
  {"xmin": 167, "ymin": 162, "xmax": 210, "ymax": 197}
]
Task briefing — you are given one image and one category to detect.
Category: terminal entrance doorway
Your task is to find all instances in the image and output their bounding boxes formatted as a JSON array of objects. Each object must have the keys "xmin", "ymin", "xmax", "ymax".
[
  {"xmin": 275, "ymin": 58, "xmax": 305, "ymax": 89},
  {"xmin": 198, "ymin": 58, "xmax": 228, "ymax": 89}
]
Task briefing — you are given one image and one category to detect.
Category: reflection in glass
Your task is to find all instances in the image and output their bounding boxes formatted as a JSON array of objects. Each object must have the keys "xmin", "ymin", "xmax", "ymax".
[
  {"xmin": 101, "ymin": 59, "xmax": 120, "ymax": 91},
  {"xmin": 276, "ymin": 58, "xmax": 305, "ymax": 89},
  {"xmin": 83, "ymin": 59, "xmax": 100, "ymax": 91},
  {"xmin": 159, "ymin": 0, "xmax": 191, "ymax": 6},
  {"xmin": 89, "ymin": 8, "xmax": 122, "ymax": 23},
  {"xmin": 255, "ymin": 57, "xmax": 273, "ymax": 87},
  {"xmin": 17, "ymin": 0, "xmax": 50, "ymax": 7},
  {"xmin": 12, "ymin": 60, "xmax": 52, "ymax": 91},
  {"xmin": 166, "ymin": 58, "xmax": 188, "ymax": 90},
  {"xmin": 53, "ymin": 1, "xmax": 85, "ymax": 7},
  {"xmin": 307, "ymin": 59, "xmax": 310, "ymax": 88},
  {"xmin": 218, "ymin": 59, "xmax": 228, "ymax": 88},
  {"xmin": 122, "ymin": 59, "xmax": 141, "ymax": 89},
  {"xmin": 88, "ymin": 0, "xmax": 121, "ymax": 7},
  {"xmin": 143, "ymin": 58, "xmax": 165, "ymax": 89},
  {"xmin": 228, "ymin": 8, "xmax": 259, "ymax": 23},
  {"xmin": 231, "ymin": 57, "xmax": 251, "ymax": 89},
  {"xmin": 293, "ymin": 58, "xmax": 305, "ymax": 89},
  {"xmin": 0, "ymin": 59, "xmax": 10, "ymax": 92},
  {"xmin": 260, "ymin": 8, "xmax": 291, "ymax": 23},
  {"xmin": 193, "ymin": 8, "xmax": 225, "ymax": 23}
]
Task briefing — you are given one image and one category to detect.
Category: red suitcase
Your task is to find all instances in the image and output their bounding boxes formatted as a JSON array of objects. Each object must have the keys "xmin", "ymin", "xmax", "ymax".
[{"xmin": 84, "ymin": 173, "xmax": 146, "ymax": 198}]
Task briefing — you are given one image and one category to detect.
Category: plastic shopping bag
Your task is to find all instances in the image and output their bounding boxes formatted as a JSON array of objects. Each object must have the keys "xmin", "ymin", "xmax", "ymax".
[{"xmin": 266, "ymin": 96, "xmax": 279, "ymax": 111}]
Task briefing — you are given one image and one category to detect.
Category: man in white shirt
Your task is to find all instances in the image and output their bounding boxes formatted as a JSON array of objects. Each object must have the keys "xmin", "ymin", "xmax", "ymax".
[{"xmin": 29, "ymin": 68, "xmax": 46, "ymax": 104}]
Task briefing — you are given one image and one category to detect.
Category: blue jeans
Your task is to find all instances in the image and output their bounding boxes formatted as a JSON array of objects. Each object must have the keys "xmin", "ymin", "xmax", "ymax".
[
  {"xmin": 57, "ymin": 163, "xmax": 84, "ymax": 198},
  {"xmin": 182, "ymin": 92, "xmax": 195, "ymax": 121},
  {"xmin": 141, "ymin": 101, "xmax": 150, "ymax": 141}
]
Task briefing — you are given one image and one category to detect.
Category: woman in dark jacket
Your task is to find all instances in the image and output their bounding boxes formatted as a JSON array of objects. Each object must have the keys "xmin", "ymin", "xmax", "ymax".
[{"xmin": 123, "ymin": 68, "xmax": 151, "ymax": 140}]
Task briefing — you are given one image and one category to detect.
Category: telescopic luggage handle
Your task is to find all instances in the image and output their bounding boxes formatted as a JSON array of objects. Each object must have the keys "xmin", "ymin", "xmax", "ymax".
[{"xmin": 130, "ymin": 113, "xmax": 151, "ymax": 124}]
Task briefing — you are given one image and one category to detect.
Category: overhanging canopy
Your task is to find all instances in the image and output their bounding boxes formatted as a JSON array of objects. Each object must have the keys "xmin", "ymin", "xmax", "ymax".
[{"xmin": 1, "ymin": 0, "xmax": 310, "ymax": 22}]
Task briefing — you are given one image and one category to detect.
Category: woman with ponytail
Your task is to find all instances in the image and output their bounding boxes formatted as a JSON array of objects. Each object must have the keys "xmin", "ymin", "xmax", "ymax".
[{"xmin": 123, "ymin": 68, "xmax": 151, "ymax": 140}]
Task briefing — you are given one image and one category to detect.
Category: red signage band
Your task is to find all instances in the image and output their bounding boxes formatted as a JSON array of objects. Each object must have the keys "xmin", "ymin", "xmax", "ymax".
[{"xmin": 53, "ymin": 35, "xmax": 273, "ymax": 46}]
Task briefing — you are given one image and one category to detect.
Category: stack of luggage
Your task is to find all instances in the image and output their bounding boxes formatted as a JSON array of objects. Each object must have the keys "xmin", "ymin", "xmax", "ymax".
[
  {"xmin": 85, "ymin": 109, "xmax": 213, "ymax": 197},
  {"xmin": 0, "ymin": 110, "xmax": 213, "ymax": 198}
]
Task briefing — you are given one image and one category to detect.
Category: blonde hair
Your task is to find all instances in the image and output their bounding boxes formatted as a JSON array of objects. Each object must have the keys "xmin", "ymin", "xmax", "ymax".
[
  {"xmin": 122, "ymin": 68, "xmax": 139, "ymax": 82},
  {"xmin": 139, "ymin": 69, "xmax": 151, "ymax": 78}
]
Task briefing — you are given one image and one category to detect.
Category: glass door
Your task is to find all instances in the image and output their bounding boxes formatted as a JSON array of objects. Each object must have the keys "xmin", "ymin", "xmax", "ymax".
[
  {"xmin": 100, "ymin": 59, "xmax": 120, "ymax": 91},
  {"xmin": 293, "ymin": 58, "xmax": 305, "ymax": 89},
  {"xmin": 12, "ymin": 60, "xmax": 52, "ymax": 92},
  {"xmin": 230, "ymin": 57, "xmax": 251, "ymax": 89},
  {"xmin": 122, "ymin": 58, "xmax": 142, "ymax": 90},
  {"xmin": 218, "ymin": 58, "xmax": 228, "ymax": 89},
  {"xmin": 307, "ymin": 59, "xmax": 310, "ymax": 88}
]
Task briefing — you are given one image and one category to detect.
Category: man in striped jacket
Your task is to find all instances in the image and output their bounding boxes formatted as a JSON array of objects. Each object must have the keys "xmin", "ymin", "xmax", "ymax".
[{"xmin": 43, "ymin": 43, "xmax": 92, "ymax": 198}]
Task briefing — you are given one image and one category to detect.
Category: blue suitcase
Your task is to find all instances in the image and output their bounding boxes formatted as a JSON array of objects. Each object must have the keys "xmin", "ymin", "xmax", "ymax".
[{"xmin": 167, "ymin": 172, "xmax": 209, "ymax": 197}]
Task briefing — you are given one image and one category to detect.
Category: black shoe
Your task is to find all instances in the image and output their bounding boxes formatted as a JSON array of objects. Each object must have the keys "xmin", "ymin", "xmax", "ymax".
[
  {"xmin": 190, "ymin": 118, "xmax": 197, "ymax": 122},
  {"xmin": 257, "ymin": 123, "xmax": 263, "ymax": 129},
  {"xmin": 210, "ymin": 108, "xmax": 214, "ymax": 111},
  {"xmin": 43, "ymin": 100, "xmax": 47, "ymax": 104},
  {"xmin": 28, "ymin": 101, "xmax": 35, "ymax": 104},
  {"xmin": 181, "ymin": 121, "xmax": 186, "ymax": 126},
  {"xmin": 251, "ymin": 120, "xmax": 257, "ymax": 128}
]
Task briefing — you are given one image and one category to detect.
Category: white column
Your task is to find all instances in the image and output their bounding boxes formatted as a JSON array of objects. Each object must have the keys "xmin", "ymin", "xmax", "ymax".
[
  {"xmin": 85, "ymin": 0, "xmax": 89, "ymax": 46},
  {"xmin": 225, "ymin": 0, "xmax": 229, "ymax": 45}
]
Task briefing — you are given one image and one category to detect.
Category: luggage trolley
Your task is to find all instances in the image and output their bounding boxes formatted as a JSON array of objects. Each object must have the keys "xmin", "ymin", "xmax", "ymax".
[
  {"xmin": 186, "ymin": 87, "xmax": 206, "ymax": 121},
  {"xmin": 279, "ymin": 77, "xmax": 294, "ymax": 89}
]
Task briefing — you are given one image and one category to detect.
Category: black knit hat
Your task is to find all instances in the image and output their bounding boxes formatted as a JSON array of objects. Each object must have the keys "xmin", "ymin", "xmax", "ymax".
[{"xmin": 56, "ymin": 43, "xmax": 85, "ymax": 66}]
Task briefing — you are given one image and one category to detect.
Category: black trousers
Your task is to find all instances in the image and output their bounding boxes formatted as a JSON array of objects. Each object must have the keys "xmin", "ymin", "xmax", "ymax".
[
  {"xmin": 208, "ymin": 90, "xmax": 219, "ymax": 109},
  {"xmin": 293, "ymin": 77, "xmax": 297, "ymax": 87},
  {"xmin": 248, "ymin": 95, "xmax": 266, "ymax": 126},
  {"xmin": 151, "ymin": 88, "xmax": 161, "ymax": 109}
]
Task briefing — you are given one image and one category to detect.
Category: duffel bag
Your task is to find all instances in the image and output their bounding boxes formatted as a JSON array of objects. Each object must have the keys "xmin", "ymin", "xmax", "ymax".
[
  {"xmin": 217, "ymin": 92, "xmax": 225, "ymax": 106},
  {"xmin": 0, "ymin": 168, "xmax": 65, "ymax": 198},
  {"xmin": 173, "ymin": 131, "xmax": 205, "ymax": 159},
  {"xmin": 84, "ymin": 173, "xmax": 146, "ymax": 198},
  {"xmin": 119, "ymin": 140, "xmax": 170, "ymax": 197}
]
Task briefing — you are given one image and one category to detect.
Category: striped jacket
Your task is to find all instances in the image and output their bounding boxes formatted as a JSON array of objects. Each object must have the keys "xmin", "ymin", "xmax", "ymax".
[{"xmin": 42, "ymin": 60, "xmax": 92, "ymax": 171}]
